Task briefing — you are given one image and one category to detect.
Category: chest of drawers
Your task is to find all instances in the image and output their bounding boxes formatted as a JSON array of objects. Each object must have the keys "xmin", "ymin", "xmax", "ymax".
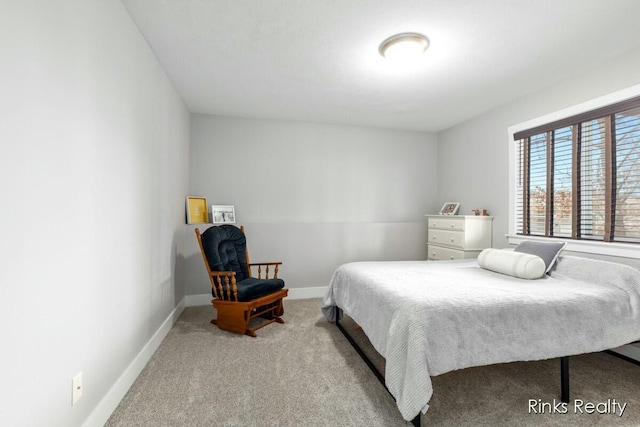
[{"xmin": 426, "ymin": 215, "xmax": 493, "ymax": 260}]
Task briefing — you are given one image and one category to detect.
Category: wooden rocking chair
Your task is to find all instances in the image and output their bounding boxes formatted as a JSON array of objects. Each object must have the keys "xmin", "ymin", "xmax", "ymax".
[{"xmin": 195, "ymin": 225, "xmax": 288, "ymax": 337}]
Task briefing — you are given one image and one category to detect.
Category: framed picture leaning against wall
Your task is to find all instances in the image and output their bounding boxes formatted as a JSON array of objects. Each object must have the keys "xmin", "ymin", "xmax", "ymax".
[
  {"xmin": 212, "ymin": 205, "xmax": 236, "ymax": 223},
  {"xmin": 186, "ymin": 196, "xmax": 209, "ymax": 224}
]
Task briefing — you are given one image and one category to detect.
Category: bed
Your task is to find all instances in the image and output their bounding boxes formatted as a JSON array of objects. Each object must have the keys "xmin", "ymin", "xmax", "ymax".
[{"xmin": 321, "ymin": 254, "xmax": 640, "ymax": 424}]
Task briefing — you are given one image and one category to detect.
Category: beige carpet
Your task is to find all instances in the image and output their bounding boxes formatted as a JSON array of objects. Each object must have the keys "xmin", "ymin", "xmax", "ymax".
[{"xmin": 106, "ymin": 298, "xmax": 640, "ymax": 426}]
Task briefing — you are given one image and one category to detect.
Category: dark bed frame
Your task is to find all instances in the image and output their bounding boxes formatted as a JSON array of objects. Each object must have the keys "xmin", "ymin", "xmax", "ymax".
[
  {"xmin": 335, "ymin": 309, "xmax": 637, "ymax": 427},
  {"xmin": 337, "ymin": 310, "xmax": 640, "ymax": 426}
]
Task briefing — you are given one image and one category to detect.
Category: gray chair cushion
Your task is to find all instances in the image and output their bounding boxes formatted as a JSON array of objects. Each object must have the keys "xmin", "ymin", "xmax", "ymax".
[
  {"xmin": 200, "ymin": 224, "xmax": 286, "ymax": 301},
  {"xmin": 200, "ymin": 225, "xmax": 250, "ymax": 281},
  {"xmin": 236, "ymin": 278, "xmax": 285, "ymax": 302}
]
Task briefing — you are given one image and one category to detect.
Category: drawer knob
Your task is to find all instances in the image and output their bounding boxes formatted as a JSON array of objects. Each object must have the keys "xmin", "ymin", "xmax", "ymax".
[
  {"xmin": 450, "ymin": 256, "xmax": 454, "ymax": 260},
  {"xmin": 450, "ymin": 238, "xmax": 454, "ymax": 242},
  {"xmin": 450, "ymin": 224, "xmax": 454, "ymax": 228},
  {"xmin": 433, "ymin": 236, "xmax": 437, "ymax": 240}
]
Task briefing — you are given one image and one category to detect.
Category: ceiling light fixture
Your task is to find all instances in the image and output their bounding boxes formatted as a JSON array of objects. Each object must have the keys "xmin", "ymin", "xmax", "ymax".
[{"xmin": 378, "ymin": 32, "xmax": 430, "ymax": 61}]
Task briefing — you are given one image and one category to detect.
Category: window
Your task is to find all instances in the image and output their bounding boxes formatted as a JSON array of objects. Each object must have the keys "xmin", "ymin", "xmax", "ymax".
[{"xmin": 514, "ymin": 96, "xmax": 640, "ymax": 244}]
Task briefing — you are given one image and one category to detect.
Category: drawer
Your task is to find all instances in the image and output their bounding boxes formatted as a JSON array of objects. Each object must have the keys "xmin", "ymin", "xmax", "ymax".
[
  {"xmin": 427, "ymin": 245, "xmax": 465, "ymax": 261},
  {"xmin": 428, "ymin": 216, "xmax": 465, "ymax": 231},
  {"xmin": 428, "ymin": 229, "xmax": 464, "ymax": 249}
]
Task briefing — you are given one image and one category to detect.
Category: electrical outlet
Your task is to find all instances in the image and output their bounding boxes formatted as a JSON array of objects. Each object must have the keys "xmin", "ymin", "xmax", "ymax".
[{"xmin": 72, "ymin": 371, "xmax": 83, "ymax": 405}]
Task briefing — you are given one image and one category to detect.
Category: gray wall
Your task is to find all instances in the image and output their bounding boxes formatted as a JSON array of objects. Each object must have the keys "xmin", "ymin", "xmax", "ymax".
[
  {"xmin": 438, "ymin": 47, "xmax": 640, "ymax": 252},
  {"xmin": 0, "ymin": 1, "xmax": 190, "ymax": 426},
  {"xmin": 187, "ymin": 115, "xmax": 439, "ymax": 294}
]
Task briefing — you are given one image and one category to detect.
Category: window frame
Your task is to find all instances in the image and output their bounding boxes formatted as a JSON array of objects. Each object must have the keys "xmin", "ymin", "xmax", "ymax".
[{"xmin": 508, "ymin": 84, "xmax": 640, "ymax": 259}]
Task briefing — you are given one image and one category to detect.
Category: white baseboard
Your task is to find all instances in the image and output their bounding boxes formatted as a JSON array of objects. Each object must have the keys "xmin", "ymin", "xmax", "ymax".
[
  {"xmin": 82, "ymin": 298, "xmax": 187, "ymax": 427},
  {"xmin": 185, "ymin": 286, "xmax": 328, "ymax": 307},
  {"xmin": 83, "ymin": 286, "xmax": 327, "ymax": 426}
]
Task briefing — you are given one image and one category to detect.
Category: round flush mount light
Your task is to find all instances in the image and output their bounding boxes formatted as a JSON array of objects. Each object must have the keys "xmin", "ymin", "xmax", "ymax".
[{"xmin": 378, "ymin": 32, "xmax": 430, "ymax": 61}]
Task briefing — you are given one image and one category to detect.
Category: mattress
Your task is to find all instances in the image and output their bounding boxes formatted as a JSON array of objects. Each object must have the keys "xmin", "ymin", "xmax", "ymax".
[{"xmin": 321, "ymin": 256, "xmax": 640, "ymax": 420}]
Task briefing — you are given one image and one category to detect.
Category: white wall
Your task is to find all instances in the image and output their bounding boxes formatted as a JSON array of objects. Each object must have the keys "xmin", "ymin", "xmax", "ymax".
[
  {"xmin": 187, "ymin": 115, "xmax": 439, "ymax": 295},
  {"xmin": 438, "ymin": 47, "xmax": 640, "ymax": 250},
  {"xmin": 0, "ymin": 1, "xmax": 189, "ymax": 426}
]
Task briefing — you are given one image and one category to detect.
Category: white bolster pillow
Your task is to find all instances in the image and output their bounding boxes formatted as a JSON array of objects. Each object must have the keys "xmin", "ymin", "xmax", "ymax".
[{"xmin": 478, "ymin": 248, "xmax": 546, "ymax": 279}]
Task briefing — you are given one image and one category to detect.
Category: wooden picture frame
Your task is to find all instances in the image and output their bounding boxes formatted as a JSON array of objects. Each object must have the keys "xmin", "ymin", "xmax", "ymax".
[
  {"xmin": 186, "ymin": 196, "xmax": 209, "ymax": 224},
  {"xmin": 439, "ymin": 202, "xmax": 460, "ymax": 215},
  {"xmin": 212, "ymin": 205, "xmax": 236, "ymax": 224}
]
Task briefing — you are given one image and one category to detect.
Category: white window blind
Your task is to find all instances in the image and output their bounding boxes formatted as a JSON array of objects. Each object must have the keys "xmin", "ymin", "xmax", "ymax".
[
  {"xmin": 528, "ymin": 133, "xmax": 546, "ymax": 236},
  {"xmin": 553, "ymin": 126, "xmax": 573, "ymax": 237},
  {"xmin": 580, "ymin": 119, "xmax": 606, "ymax": 240},
  {"xmin": 614, "ymin": 106, "xmax": 640, "ymax": 242},
  {"xmin": 515, "ymin": 96, "xmax": 640, "ymax": 244}
]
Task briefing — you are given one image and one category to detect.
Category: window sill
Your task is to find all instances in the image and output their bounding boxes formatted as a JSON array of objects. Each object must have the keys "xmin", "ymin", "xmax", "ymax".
[{"xmin": 506, "ymin": 234, "xmax": 640, "ymax": 259}]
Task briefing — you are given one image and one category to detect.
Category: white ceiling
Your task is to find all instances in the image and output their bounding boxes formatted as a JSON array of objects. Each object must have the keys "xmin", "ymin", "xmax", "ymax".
[{"xmin": 121, "ymin": 0, "xmax": 640, "ymax": 132}]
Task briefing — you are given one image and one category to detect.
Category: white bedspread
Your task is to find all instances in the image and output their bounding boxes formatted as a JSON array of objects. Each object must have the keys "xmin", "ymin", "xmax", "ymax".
[{"xmin": 321, "ymin": 256, "xmax": 640, "ymax": 421}]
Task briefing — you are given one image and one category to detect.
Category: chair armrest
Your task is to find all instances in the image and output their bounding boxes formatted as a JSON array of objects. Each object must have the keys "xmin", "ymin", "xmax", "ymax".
[
  {"xmin": 208, "ymin": 270, "xmax": 238, "ymax": 301},
  {"xmin": 248, "ymin": 262, "xmax": 282, "ymax": 279},
  {"xmin": 209, "ymin": 270, "xmax": 237, "ymax": 277}
]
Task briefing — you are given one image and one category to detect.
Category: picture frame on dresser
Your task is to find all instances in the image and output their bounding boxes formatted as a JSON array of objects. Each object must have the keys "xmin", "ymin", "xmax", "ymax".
[{"xmin": 439, "ymin": 202, "xmax": 460, "ymax": 215}]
